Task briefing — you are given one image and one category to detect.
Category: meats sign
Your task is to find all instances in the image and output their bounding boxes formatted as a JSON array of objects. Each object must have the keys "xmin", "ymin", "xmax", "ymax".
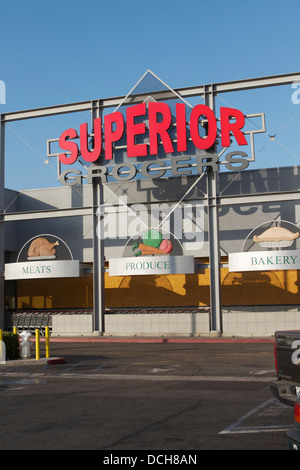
[
  {"xmin": 5, "ymin": 235, "xmax": 79, "ymax": 280},
  {"xmin": 57, "ymin": 102, "xmax": 252, "ymax": 185}
]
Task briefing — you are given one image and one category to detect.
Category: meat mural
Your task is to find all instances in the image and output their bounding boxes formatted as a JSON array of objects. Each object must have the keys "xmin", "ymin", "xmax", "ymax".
[
  {"xmin": 5, "ymin": 234, "xmax": 79, "ymax": 280},
  {"xmin": 27, "ymin": 237, "xmax": 59, "ymax": 260}
]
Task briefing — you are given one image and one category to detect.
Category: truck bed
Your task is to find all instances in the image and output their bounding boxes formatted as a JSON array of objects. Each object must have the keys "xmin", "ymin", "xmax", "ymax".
[{"xmin": 270, "ymin": 330, "xmax": 300, "ymax": 406}]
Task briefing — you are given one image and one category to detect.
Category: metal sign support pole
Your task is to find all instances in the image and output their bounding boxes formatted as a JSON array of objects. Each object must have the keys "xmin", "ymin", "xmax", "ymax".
[
  {"xmin": 0, "ymin": 116, "xmax": 5, "ymax": 330},
  {"xmin": 207, "ymin": 168, "xmax": 222, "ymax": 333},
  {"xmin": 91, "ymin": 101, "xmax": 105, "ymax": 334},
  {"xmin": 204, "ymin": 87, "xmax": 222, "ymax": 334},
  {"xmin": 92, "ymin": 178, "xmax": 105, "ymax": 334}
]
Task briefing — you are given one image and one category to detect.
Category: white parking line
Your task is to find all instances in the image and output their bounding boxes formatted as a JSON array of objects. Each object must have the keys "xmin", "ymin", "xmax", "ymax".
[
  {"xmin": 249, "ymin": 370, "xmax": 273, "ymax": 376},
  {"xmin": 219, "ymin": 398, "xmax": 293, "ymax": 434},
  {"xmin": 220, "ymin": 425, "xmax": 294, "ymax": 434}
]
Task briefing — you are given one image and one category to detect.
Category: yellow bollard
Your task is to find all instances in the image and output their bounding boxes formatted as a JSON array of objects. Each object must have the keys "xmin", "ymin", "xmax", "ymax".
[
  {"xmin": 45, "ymin": 326, "xmax": 50, "ymax": 358},
  {"xmin": 35, "ymin": 329, "xmax": 40, "ymax": 360},
  {"xmin": 0, "ymin": 329, "xmax": 4, "ymax": 363},
  {"xmin": 13, "ymin": 327, "xmax": 17, "ymax": 335}
]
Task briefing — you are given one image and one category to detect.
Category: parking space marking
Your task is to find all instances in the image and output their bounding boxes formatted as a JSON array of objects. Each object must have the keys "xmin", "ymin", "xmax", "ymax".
[
  {"xmin": 150, "ymin": 368, "xmax": 175, "ymax": 373},
  {"xmin": 249, "ymin": 370, "xmax": 273, "ymax": 376},
  {"xmin": 0, "ymin": 376, "xmax": 45, "ymax": 392},
  {"xmin": 220, "ymin": 425, "xmax": 293, "ymax": 434},
  {"xmin": 219, "ymin": 398, "xmax": 294, "ymax": 434}
]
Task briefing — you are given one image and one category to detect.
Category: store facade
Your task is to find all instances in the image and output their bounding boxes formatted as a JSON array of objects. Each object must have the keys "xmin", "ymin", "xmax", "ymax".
[{"xmin": 1, "ymin": 71, "xmax": 300, "ymax": 337}]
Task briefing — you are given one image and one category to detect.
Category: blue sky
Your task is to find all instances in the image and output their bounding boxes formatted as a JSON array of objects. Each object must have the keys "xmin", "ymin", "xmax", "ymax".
[{"xmin": 1, "ymin": 0, "xmax": 300, "ymax": 191}]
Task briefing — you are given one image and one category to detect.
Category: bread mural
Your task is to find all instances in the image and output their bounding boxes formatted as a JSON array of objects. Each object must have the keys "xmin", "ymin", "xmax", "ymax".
[
  {"xmin": 253, "ymin": 226, "xmax": 299, "ymax": 248},
  {"xmin": 27, "ymin": 237, "xmax": 59, "ymax": 259}
]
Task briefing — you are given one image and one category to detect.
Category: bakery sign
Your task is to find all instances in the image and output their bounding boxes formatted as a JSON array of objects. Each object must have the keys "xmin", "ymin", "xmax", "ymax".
[
  {"xmin": 229, "ymin": 223, "xmax": 300, "ymax": 272},
  {"xmin": 5, "ymin": 234, "xmax": 80, "ymax": 279}
]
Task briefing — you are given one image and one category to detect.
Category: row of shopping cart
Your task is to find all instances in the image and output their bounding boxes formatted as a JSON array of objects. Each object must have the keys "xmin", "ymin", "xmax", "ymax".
[{"xmin": 5, "ymin": 312, "xmax": 52, "ymax": 336}]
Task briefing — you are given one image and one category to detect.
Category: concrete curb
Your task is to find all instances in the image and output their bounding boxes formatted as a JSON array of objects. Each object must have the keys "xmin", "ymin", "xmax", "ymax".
[
  {"xmin": 0, "ymin": 357, "xmax": 66, "ymax": 366},
  {"xmin": 47, "ymin": 336, "xmax": 275, "ymax": 344}
]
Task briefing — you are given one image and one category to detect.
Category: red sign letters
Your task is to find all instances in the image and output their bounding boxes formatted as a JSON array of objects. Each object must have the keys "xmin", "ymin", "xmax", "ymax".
[{"xmin": 58, "ymin": 102, "xmax": 247, "ymax": 165}]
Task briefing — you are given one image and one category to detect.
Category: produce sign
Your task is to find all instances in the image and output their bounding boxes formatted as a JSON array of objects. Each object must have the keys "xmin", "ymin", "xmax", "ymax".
[
  {"xmin": 109, "ymin": 229, "xmax": 194, "ymax": 276},
  {"xmin": 109, "ymin": 255, "xmax": 194, "ymax": 276}
]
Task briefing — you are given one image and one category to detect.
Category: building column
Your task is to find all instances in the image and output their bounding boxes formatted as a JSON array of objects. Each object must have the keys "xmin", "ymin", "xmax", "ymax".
[
  {"xmin": 92, "ymin": 179, "xmax": 105, "ymax": 334},
  {"xmin": 91, "ymin": 101, "xmax": 105, "ymax": 334},
  {"xmin": 0, "ymin": 116, "xmax": 5, "ymax": 330},
  {"xmin": 204, "ymin": 86, "xmax": 223, "ymax": 335}
]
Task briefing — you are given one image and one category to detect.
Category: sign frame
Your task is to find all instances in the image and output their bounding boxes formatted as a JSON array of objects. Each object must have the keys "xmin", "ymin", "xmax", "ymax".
[
  {"xmin": 1, "ymin": 71, "xmax": 300, "ymax": 336},
  {"xmin": 109, "ymin": 255, "xmax": 195, "ymax": 277},
  {"xmin": 229, "ymin": 250, "xmax": 300, "ymax": 272},
  {"xmin": 5, "ymin": 260, "xmax": 80, "ymax": 280}
]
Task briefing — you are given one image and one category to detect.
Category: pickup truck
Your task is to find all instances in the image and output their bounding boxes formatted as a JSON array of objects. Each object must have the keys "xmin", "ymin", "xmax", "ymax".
[
  {"xmin": 270, "ymin": 330, "xmax": 300, "ymax": 406},
  {"xmin": 270, "ymin": 330, "xmax": 300, "ymax": 449}
]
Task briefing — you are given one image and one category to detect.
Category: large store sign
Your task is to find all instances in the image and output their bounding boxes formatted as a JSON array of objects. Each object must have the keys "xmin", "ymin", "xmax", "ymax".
[
  {"xmin": 59, "ymin": 103, "xmax": 247, "ymax": 164},
  {"xmin": 5, "ymin": 235, "xmax": 80, "ymax": 280},
  {"xmin": 58, "ymin": 102, "xmax": 249, "ymax": 185}
]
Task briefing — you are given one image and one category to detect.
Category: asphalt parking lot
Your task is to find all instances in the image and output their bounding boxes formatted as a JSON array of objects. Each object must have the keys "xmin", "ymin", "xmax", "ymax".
[{"xmin": 0, "ymin": 339, "xmax": 293, "ymax": 451}]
